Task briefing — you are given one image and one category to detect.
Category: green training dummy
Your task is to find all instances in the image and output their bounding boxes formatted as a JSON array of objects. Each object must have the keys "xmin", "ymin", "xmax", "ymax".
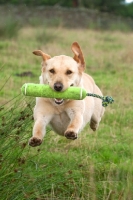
[
  {"xmin": 21, "ymin": 83, "xmax": 114, "ymax": 107},
  {"xmin": 21, "ymin": 83, "xmax": 86, "ymax": 100}
]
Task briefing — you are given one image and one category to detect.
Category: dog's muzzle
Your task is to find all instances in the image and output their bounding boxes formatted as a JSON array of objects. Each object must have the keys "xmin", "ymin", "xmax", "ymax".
[
  {"xmin": 53, "ymin": 82, "xmax": 73, "ymax": 105},
  {"xmin": 54, "ymin": 82, "xmax": 63, "ymax": 92},
  {"xmin": 53, "ymin": 82, "xmax": 64, "ymax": 105}
]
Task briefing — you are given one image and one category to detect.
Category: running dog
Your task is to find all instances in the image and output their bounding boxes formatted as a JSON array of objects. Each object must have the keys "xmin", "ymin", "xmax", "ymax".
[{"xmin": 29, "ymin": 42, "xmax": 104, "ymax": 147}]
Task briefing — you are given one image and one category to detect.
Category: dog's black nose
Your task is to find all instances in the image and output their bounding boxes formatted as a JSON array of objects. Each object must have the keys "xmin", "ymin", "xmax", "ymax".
[{"xmin": 54, "ymin": 82, "xmax": 63, "ymax": 91}]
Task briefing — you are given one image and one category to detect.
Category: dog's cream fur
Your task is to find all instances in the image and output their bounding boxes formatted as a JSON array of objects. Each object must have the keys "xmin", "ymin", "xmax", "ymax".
[{"xmin": 29, "ymin": 42, "xmax": 104, "ymax": 147}]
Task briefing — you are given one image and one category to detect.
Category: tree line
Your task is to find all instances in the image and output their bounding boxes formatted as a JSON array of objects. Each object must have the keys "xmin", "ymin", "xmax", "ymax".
[{"xmin": 0, "ymin": 0, "xmax": 133, "ymax": 18}]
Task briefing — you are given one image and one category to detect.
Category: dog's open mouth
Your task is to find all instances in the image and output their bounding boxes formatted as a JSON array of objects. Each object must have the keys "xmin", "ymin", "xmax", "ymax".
[{"xmin": 54, "ymin": 98, "xmax": 64, "ymax": 105}]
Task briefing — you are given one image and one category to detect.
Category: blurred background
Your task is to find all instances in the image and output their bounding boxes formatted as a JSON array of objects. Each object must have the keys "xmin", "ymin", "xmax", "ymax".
[{"xmin": 0, "ymin": 0, "xmax": 133, "ymax": 32}]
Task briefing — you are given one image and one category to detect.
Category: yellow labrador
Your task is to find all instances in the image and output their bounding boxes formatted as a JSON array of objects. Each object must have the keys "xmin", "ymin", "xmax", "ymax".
[{"xmin": 29, "ymin": 42, "xmax": 104, "ymax": 147}]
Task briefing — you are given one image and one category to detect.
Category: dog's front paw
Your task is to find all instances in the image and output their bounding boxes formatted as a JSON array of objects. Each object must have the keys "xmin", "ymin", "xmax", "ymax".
[
  {"xmin": 29, "ymin": 137, "xmax": 42, "ymax": 147},
  {"xmin": 64, "ymin": 130, "xmax": 77, "ymax": 140}
]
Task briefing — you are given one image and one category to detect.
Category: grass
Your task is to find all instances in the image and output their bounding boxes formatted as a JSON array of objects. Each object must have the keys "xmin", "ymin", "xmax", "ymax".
[
  {"xmin": 0, "ymin": 16, "xmax": 21, "ymax": 39},
  {"xmin": 0, "ymin": 7, "xmax": 133, "ymax": 199}
]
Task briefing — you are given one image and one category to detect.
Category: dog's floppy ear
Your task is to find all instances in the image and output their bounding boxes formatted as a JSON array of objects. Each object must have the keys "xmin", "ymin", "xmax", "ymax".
[
  {"xmin": 71, "ymin": 42, "xmax": 85, "ymax": 71},
  {"xmin": 33, "ymin": 50, "xmax": 51, "ymax": 61}
]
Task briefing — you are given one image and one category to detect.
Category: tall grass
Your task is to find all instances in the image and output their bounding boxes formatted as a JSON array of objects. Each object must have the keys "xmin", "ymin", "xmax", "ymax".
[
  {"xmin": 1, "ymin": 94, "xmax": 133, "ymax": 199},
  {"xmin": 0, "ymin": 16, "xmax": 21, "ymax": 39},
  {"xmin": 0, "ymin": 6, "xmax": 133, "ymax": 199}
]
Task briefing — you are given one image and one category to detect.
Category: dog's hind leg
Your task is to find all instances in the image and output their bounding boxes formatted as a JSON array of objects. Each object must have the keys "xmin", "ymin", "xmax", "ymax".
[
  {"xmin": 90, "ymin": 107, "xmax": 104, "ymax": 131},
  {"xmin": 90, "ymin": 118, "xmax": 99, "ymax": 131}
]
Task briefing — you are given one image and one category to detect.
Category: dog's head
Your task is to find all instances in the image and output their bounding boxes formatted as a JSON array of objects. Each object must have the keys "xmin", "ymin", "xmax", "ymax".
[{"xmin": 33, "ymin": 42, "xmax": 85, "ymax": 105}]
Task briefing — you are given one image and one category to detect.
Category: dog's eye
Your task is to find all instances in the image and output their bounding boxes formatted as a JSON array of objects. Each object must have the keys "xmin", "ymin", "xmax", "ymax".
[
  {"xmin": 49, "ymin": 69, "xmax": 55, "ymax": 74},
  {"xmin": 66, "ymin": 70, "xmax": 72, "ymax": 75}
]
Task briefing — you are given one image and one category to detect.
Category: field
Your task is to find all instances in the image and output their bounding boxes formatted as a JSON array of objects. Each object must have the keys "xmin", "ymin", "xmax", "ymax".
[{"xmin": 0, "ymin": 6, "xmax": 133, "ymax": 200}]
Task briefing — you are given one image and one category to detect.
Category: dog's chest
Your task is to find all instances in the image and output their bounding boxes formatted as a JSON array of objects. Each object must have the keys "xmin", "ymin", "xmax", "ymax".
[{"xmin": 50, "ymin": 111, "xmax": 70, "ymax": 135}]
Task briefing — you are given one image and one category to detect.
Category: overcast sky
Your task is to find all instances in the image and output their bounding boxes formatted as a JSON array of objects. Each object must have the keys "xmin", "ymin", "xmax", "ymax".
[{"xmin": 125, "ymin": 0, "xmax": 133, "ymax": 3}]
